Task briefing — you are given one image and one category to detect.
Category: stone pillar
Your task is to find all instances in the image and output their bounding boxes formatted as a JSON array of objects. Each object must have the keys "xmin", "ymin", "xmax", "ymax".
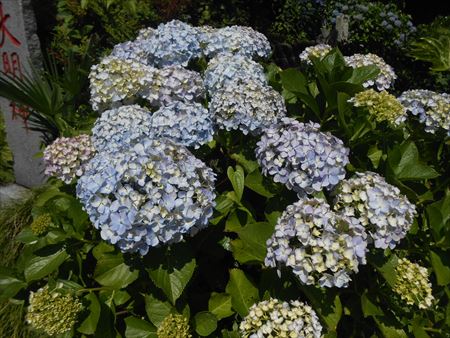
[{"xmin": 0, "ymin": 0, "xmax": 45, "ymax": 187}]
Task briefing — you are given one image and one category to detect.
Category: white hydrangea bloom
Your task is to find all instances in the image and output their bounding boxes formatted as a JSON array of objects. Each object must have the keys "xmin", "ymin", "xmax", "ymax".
[
  {"xmin": 333, "ymin": 171, "xmax": 416, "ymax": 249},
  {"xmin": 265, "ymin": 198, "xmax": 367, "ymax": 288},
  {"xmin": 299, "ymin": 43, "xmax": 333, "ymax": 64},
  {"xmin": 210, "ymin": 80, "xmax": 286, "ymax": 135},
  {"xmin": 240, "ymin": 298, "xmax": 322, "ymax": 338},
  {"xmin": 344, "ymin": 53, "xmax": 396, "ymax": 90}
]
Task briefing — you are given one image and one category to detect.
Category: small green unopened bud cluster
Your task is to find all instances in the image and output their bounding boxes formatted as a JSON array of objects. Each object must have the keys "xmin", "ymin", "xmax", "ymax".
[
  {"xmin": 26, "ymin": 285, "xmax": 83, "ymax": 336},
  {"xmin": 239, "ymin": 298, "xmax": 322, "ymax": 338},
  {"xmin": 349, "ymin": 89, "xmax": 406, "ymax": 125},
  {"xmin": 30, "ymin": 213, "xmax": 52, "ymax": 236},
  {"xmin": 394, "ymin": 258, "xmax": 434, "ymax": 309},
  {"xmin": 157, "ymin": 313, "xmax": 192, "ymax": 338}
]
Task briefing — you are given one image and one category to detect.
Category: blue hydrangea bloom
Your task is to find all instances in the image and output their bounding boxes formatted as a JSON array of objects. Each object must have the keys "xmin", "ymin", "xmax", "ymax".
[
  {"xmin": 204, "ymin": 53, "xmax": 267, "ymax": 95},
  {"xmin": 150, "ymin": 101, "xmax": 214, "ymax": 149},
  {"xmin": 77, "ymin": 138, "xmax": 216, "ymax": 255},
  {"xmin": 91, "ymin": 105, "xmax": 153, "ymax": 153},
  {"xmin": 210, "ymin": 80, "xmax": 286, "ymax": 135},
  {"xmin": 265, "ymin": 198, "xmax": 367, "ymax": 288},
  {"xmin": 256, "ymin": 118, "xmax": 349, "ymax": 195}
]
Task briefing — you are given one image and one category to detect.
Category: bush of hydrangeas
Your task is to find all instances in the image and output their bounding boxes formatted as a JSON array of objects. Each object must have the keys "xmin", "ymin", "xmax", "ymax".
[{"xmin": 2, "ymin": 16, "xmax": 450, "ymax": 338}]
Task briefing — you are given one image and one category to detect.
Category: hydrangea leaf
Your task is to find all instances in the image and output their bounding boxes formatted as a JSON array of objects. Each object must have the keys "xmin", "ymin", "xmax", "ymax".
[
  {"xmin": 0, "ymin": 269, "xmax": 27, "ymax": 300},
  {"xmin": 77, "ymin": 293, "xmax": 101, "ymax": 335},
  {"xmin": 144, "ymin": 294, "xmax": 174, "ymax": 327},
  {"xmin": 124, "ymin": 317, "xmax": 157, "ymax": 338},
  {"xmin": 244, "ymin": 169, "xmax": 277, "ymax": 198},
  {"xmin": 430, "ymin": 250, "xmax": 450, "ymax": 286},
  {"xmin": 208, "ymin": 292, "xmax": 234, "ymax": 320},
  {"xmin": 94, "ymin": 249, "xmax": 138, "ymax": 290},
  {"xmin": 194, "ymin": 311, "xmax": 218, "ymax": 336},
  {"xmin": 225, "ymin": 269, "xmax": 259, "ymax": 317},
  {"xmin": 24, "ymin": 248, "xmax": 69, "ymax": 282},
  {"xmin": 227, "ymin": 166, "xmax": 245, "ymax": 201}
]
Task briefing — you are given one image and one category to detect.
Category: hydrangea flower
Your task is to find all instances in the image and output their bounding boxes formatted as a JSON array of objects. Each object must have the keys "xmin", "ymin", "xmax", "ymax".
[
  {"xmin": 77, "ymin": 138, "xmax": 216, "ymax": 255},
  {"xmin": 142, "ymin": 65, "xmax": 205, "ymax": 107},
  {"xmin": 333, "ymin": 171, "xmax": 416, "ymax": 249},
  {"xmin": 111, "ymin": 39, "xmax": 149, "ymax": 65},
  {"xmin": 157, "ymin": 314, "xmax": 192, "ymax": 338},
  {"xmin": 91, "ymin": 105, "xmax": 153, "ymax": 153},
  {"xmin": 30, "ymin": 213, "xmax": 52, "ymax": 236},
  {"xmin": 204, "ymin": 53, "xmax": 267, "ymax": 95},
  {"xmin": 299, "ymin": 43, "xmax": 333, "ymax": 64},
  {"xmin": 202, "ymin": 25, "xmax": 272, "ymax": 59},
  {"xmin": 265, "ymin": 198, "xmax": 367, "ymax": 288},
  {"xmin": 344, "ymin": 53, "xmax": 396, "ymax": 90},
  {"xmin": 43, "ymin": 134, "xmax": 96, "ymax": 184},
  {"xmin": 239, "ymin": 298, "xmax": 322, "ymax": 337},
  {"xmin": 150, "ymin": 101, "xmax": 214, "ymax": 149},
  {"xmin": 349, "ymin": 89, "xmax": 407, "ymax": 125},
  {"xmin": 398, "ymin": 89, "xmax": 450, "ymax": 135},
  {"xmin": 144, "ymin": 20, "xmax": 203, "ymax": 67},
  {"xmin": 89, "ymin": 55, "xmax": 156, "ymax": 111},
  {"xmin": 394, "ymin": 258, "xmax": 434, "ymax": 309},
  {"xmin": 26, "ymin": 285, "xmax": 83, "ymax": 336},
  {"xmin": 255, "ymin": 118, "xmax": 349, "ymax": 195},
  {"xmin": 210, "ymin": 80, "xmax": 286, "ymax": 135}
]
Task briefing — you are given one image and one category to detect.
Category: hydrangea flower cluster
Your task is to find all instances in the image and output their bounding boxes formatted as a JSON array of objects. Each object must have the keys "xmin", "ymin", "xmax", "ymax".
[
  {"xmin": 89, "ymin": 56, "xmax": 156, "ymax": 111},
  {"xmin": 344, "ymin": 53, "xmax": 396, "ymax": 90},
  {"xmin": 398, "ymin": 89, "xmax": 450, "ymax": 135},
  {"xmin": 142, "ymin": 65, "xmax": 205, "ymax": 107},
  {"xmin": 30, "ymin": 213, "xmax": 52, "ymax": 236},
  {"xmin": 157, "ymin": 314, "xmax": 192, "ymax": 338},
  {"xmin": 43, "ymin": 134, "xmax": 95, "ymax": 184},
  {"xmin": 210, "ymin": 80, "xmax": 286, "ymax": 135},
  {"xmin": 256, "ymin": 118, "xmax": 349, "ymax": 195},
  {"xmin": 333, "ymin": 171, "xmax": 416, "ymax": 249},
  {"xmin": 202, "ymin": 25, "xmax": 272, "ymax": 59},
  {"xmin": 77, "ymin": 138, "xmax": 216, "ymax": 255},
  {"xmin": 91, "ymin": 105, "xmax": 153, "ymax": 153},
  {"xmin": 349, "ymin": 89, "xmax": 407, "ymax": 125},
  {"xmin": 204, "ymin": 53, "xmax": 267, "ymax": 94},
  {"xmin": 265, "ymin": 198, "xmax": 367, "ymax": 288},
  {"xmin": 26, "ymin": 285, "xmax": 83, "ymax": 336},
  {"xmin": 150, "ymin": 101, "xmax": 214, "ymax": 149},
  {"xmin": 299, "ymin": 43, "xmax": 333, "ymax": 64},
  {"xmin": 393, "ymin": 258, "xmax": 434, "ymax": 309},
  {"xmin": 239, "ymin": 298, "xmax": 323, "ymax": 337}
]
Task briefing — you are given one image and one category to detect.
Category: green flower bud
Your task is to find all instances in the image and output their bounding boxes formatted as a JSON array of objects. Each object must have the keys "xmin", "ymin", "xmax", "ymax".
[
  {"xmin": 157, "ymin": 313, "xmax": 192, "ymax": 338},
  {"xmin": 26, "ymin": 285, "xmax": 83, "ymax": 336},
  {"xmin": 30, "ymin": 213, "xmax": 52, "ymax": 236}
]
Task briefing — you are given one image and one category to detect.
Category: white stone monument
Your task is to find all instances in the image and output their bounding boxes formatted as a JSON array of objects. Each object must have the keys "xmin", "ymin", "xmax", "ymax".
[{"xmin": 0, "ymin": 0, "xmax": 44, "ymax": 187}]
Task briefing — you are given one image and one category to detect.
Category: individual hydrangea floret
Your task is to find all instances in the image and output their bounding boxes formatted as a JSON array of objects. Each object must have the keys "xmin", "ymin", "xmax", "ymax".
[
  {"xmin": 204, "ymin": 53, "xmax": 267, "ymax": 95},
  {"xmin": 203, "ymin": 25, "xmax": 272, "ymax": 59},
  {"xmin": 333, "ymin": 171, "xmax": 416, "ymax": 249},
  {"xmin": 77, "ymin": 138, "xmax": 216, "ymax": 255},
  {"xmin": 142, "ymin": 65, "xmax": 205, "ymax": 107},
  {"xmin": 26, "ymin": 285, "xmax": 83, "ymax": 336},
  {"xmin": 210, "ymin": 80, "xmax": 286, "ymax": 135},
  {"xmin": 256, "ymin": 118, "xmax": 349, "ymax": 195},
  {"xmin": 43, "ymin": 134, "xmax": 95, "ymax": 184},
  {"xmin": 91, "ymin": 105, "xmax": 153, "ymax": 153},
  {"xmin": 398, "ymin": 89, "xmax": 450, "ymax": 135},
  {"xmin": 157, "ymin": 314, "xmax": 192, "ymax": 338},
  {"xmin": 30, "ymin": 213, "xmax": 52, "ymax": 236},
  {"xmin": 349, "ymin": 89, "xmax": 407, "ymax": 125},
  {"xmin": 265, "ymin": 198, "xmax": 367, "ymax": 288},
  {"xmin": 240, "ymin": 298, "xmax": 322, "ymax": 337},
  {"xmin": 150, "ymin": 101, "xmax": 214, "ymax": 149},
  {"xmin": 299, "ymin": 43, "xmax": 333, "ymax": 64},
  {"xmin": 144, "ymin": 20, "xmax": 203, "ymax": 67},
  {"xmin": 394, "ymin": 258, "xmax": 434, "ymax": 309},
  {"xmin": 344, "ymin": 53, "xmax": 396, "ymax": 90},
  {"xmin": 89, "ymin": 55, "xmax": 156, "ymax": 111}
]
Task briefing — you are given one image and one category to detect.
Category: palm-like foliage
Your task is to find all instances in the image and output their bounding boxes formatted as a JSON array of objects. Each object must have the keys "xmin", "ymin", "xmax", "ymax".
[
  {"xmin": 0, "ymin": 53, "xmax": 96, "ymax": 145},
  {"xmin": 409, "ymin": 27, "xmax": 450, "ymax": 72}
]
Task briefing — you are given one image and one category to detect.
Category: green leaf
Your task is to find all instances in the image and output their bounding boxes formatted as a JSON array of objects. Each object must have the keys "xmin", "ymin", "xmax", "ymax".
[
  {"xmin": 0, "ymin": 269, "xmax": 27, "ymax": 300},
  {"xmin": 147, "ymin": 245, "xmax": 196, "ymax": 304},
  {"xmin": 303, "ymin": 287, "xmax": 342, "ymax": 332},
  {"xmin": 144, "ymin": 294, "xmax": 174, "ymax": 327},
  {"xmin": 280, "ymin": 68, "xmax": 308, "ymax": 93},
  {"xmin": 230, "ymin": 153, "xmax": 259, "ymax": 173},
  {"xmin": 430, "ymin": 250, "xmax": 450, "ymax": 285},
  {"xmin": 227, "ymin": 166, "xmax": 245, "ymax": 201},
  {"xmin": 367, "ymin": 145, "xmax": 383, "ymax": 169},
  {"xmin": 244, "ymin": 170, "xmax": 276, "ymax": 198},
  {"xmin": 77, "ymin": 293, "xmax": 101, "ymax": 335},
  {"xmin": 124, "ymin": 317, "xmax": 157, "ymax": 338},
  {"xmin": 347, "ymin": 65, "xmax": 380, "ymax": 85},
  {"xmin": 208, "ymin": 293, "xmax": 234, "ymax": 320},
  {"xmin": 231, "ymin": 222, "xmax": 275, "ymax": 264},
  {"xmin": 361, "ymin": 292, "xmax": 383, "ymax": 318},
  {"xmin": 225, "ymin": 269, "xmax": 259, "ymax": 317},
  {"xmin": 194, "ymin": 312, "xmax": 218, "ymax": 336},
  {"xmin": 94, "ymin": 257, "xmax": 138, "ymax": 290},
  {"xmin": 375, "ymin": 254, "xmax": 398, "ymax": 287},
  {"xmin": 15, "ymin": 227, "xmax": 38, "ymax": 244},
  {"xmin": 374, "ymin": 316, "xmax": 408, "ymax": 338},
  {"xmin": 24, "ymin": 249, "xmax": 69, "ymax": 282}
]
